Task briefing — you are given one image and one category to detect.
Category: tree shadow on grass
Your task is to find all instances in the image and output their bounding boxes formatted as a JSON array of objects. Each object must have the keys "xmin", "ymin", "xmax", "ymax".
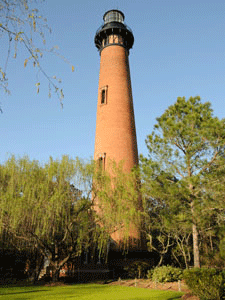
[{"xmin": 0, "ymin": 289, "xmax": 48, "ymax": 295}]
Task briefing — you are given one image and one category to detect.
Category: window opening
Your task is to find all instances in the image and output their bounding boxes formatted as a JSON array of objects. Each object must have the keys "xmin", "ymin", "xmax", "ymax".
[
  {"xmin": 100, "ymin": 86, "xmax": 108, "ymax": 105},
  {"xmin": 99, "ymin": 156, "xmax": 103, "ymax": 169},
  {"xmin": 98, "ymin": 153, "xmax": 106, "ymax": 170},
  {"xmin": 101, "ymin": 89, "xmax": 106, "ymax": 104}
]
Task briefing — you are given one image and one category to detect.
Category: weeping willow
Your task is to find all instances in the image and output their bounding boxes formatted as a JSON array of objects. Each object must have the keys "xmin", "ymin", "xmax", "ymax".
[
  {"xmin": 0, "ymin": 155, "xmax": 100, "ymax": 280},
  {"xmin": 92, "ymin": 160, "xmax": 143, "ymax": 250},
  {"xmin": 0, "ymin": 155, "xmax": 144, "ymax": 280}
]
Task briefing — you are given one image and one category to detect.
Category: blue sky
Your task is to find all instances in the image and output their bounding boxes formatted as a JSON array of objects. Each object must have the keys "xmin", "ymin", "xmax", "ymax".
[{"xmin": 1, "ymin": 0, "xmax": 224, "ymax": 164}]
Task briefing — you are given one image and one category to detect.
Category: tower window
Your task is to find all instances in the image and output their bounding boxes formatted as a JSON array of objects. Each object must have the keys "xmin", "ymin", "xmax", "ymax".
[
  {"xmin": 98, "ymin": 153, "xmax": 106, "ymax": 170},
  {"xmin": 101, "ymin": 90, "xmax": 106, "ymax": 104},
  {"xmin": 100, "ymin": 86, "xmax": 108, "ymax": 105},
  {"xmin": 99, "ymin": 157, "xmax": 103, "ymax": 169}
]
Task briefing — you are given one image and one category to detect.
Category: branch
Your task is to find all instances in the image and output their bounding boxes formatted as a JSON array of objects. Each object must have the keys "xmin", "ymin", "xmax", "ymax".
[
  {"xmin": 168, "ymin": 161, "xmax": 184, "ymax": 178},
  {"xmin": 173, "ymin": 140, "xmax": 186, "ymax": 155},
  {"xmin": 199, "ymin": 150, "xmax": 219, "ymax": 175}
]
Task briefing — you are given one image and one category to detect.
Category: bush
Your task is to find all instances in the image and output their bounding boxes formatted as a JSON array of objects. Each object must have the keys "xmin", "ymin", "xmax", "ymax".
[
  {"xmin": 147, "ymin": 265, "xmax": 183, "ymax": 283},
  {"xmin": 147, "ymin": 269, "xmax": 154, "ymax": 280},
  {"xmin": 183, "ymin": 268, "xmax": 225, "ymax": 300},
  {"xmin": 124, "ymin": 261, "xmax": 151, "ymax": 279}
]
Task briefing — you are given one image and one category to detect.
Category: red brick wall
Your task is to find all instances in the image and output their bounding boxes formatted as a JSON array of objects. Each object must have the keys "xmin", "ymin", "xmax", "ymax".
[
  {"xmin": 94, "ymin": 44, "xmax": 142, "ymax": 248},
  {"xmin": 94, "ymin": 44, "xmax": 138, "ymax": 172}
]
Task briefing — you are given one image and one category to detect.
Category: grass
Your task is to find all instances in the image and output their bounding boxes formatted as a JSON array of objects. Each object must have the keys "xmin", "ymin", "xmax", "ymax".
[{"xmin": 0, "ymin": 283, "xmax": 183, "ymax": 299}]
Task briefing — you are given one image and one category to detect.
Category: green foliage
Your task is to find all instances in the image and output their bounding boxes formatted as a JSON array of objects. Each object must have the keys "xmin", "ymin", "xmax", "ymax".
[
  {"xmin": 93, "ymin": 160, "xmax": 143, "ymax": 249},
  {"xmin": 0, "ymin": 156, "xmax": 89, "ymax": 240},
  {"xmin": 183, "ymin": 268, "xmax": 225, "ymax": 300},
  {"xmin": 0, "ymin": 155, "xmax": 101, "ymax": 281},
  {"xmin": 146, "ymin": 269, "xmax": 154, "ymax": 280},
  {"xmin": 124, "ymin": 260, "xmax": 151, "ymax": 279},
  {"xmin": 141, "ymin": 96, "xmax": 225, "ymax": 268},
  {"xmin": 147, "ymin": 266, "xmax": 183, "ymax": 283},
  {"xmin": 219, "ymin": 237, "xmax": 225, "ymax": 260},
  {"xmin": 0, "ymin": 155, "xmax": 145, "ymax": 281}
]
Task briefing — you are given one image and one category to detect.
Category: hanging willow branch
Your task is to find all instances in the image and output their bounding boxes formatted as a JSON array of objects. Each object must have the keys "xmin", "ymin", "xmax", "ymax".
[{"xmin": 0, "ymin": 0, "xmax": 75, "ymax": 107}]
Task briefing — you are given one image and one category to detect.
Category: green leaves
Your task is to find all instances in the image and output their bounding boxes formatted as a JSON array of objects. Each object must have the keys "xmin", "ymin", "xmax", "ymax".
[
  {"xmin": 0, "ymin": 155, "xmax": 95, "ymax": 249},
  {"xmin": 141, "ymin": 96, "xmax": 225, "ymax": 268},
  {"xmin": 145, "ymin": 96, "xmax": 225, "ymax": 178},
  {"xmin": 35, "ymin": 82, "xmax": 40, "ymax": 93},
  {"xmin": 93, "ymin": 160, "xmax": 142, "ymax": 249},
  {"xmin": 183, "ymin": 268, "xmax": 225, "ymax": 300}
]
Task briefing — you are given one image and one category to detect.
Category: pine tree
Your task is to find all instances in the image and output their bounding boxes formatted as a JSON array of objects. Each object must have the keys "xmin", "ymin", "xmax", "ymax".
[{"xmin": 141, "ymin": 96, "xmax": 225, "ymax": 267}]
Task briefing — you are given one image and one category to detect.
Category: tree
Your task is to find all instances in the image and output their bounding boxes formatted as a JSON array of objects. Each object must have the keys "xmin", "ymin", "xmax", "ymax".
[
  {"xmin": 0, "ymin": 155, "xmax": 99, "ymax": 282},
  {"xmin": 141, "ymin": 96, "xmax": 225, "ymax": 268},
  {"xmin": 0, "ymin": 155, "xmax": 144, "ymax": 282},
  {"xmin": 92, "ymin": 160, "xmax": 143, "ymax": 251},
  {"xmin": 0, "ymin": 0, "xmax": 74, "ymax": 106},
  {"xmin": 143, "ymin": 181, "xmax": 192, "ymax": 268}
]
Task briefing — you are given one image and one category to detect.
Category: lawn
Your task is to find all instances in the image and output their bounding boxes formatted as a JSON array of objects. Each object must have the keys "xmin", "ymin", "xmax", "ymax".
[{"xmin": 0, "ymin": 283, "xmax": 183, "ymax": 299}]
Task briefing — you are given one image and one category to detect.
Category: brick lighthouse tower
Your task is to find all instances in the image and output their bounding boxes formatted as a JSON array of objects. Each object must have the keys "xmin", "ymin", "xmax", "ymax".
[
  {"xmin": 94, "ymin": 10, "xmax": 141, "ymax": 249},
  {"xmin": 94, "ymin": 9, "xmax": 138, "ymax": 174}
]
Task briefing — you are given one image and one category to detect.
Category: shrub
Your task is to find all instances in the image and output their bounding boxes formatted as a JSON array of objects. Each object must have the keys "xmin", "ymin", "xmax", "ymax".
[
  {"xmin": 147, "ymin": 269, "xmax": 154, "ymax": 280},
  {"xmin": 147, "ymin": 265, "xmax": 183, "ymax": 283},
  {"xmin": 183, "ymin": 268, "xmax": 225, "ymax": 300},
  {"xmin": 124, "ymin": 261, "xmax": 151, "ymax": 279}
]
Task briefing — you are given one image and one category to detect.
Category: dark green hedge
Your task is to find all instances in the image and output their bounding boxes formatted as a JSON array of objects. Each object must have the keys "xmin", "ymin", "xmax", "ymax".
[{"xmin": 183, "ymin": 268, "xmax": 225, "ymax": 300}]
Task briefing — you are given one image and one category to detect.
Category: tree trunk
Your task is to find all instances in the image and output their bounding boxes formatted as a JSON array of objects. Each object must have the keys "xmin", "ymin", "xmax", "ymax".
[
  {"xmin": 52, "ymin": 266, "xmax": 60, "ymax": 282},
  {"xmin": 189, "ymin": 183, "xmax": 200, "ymax": 268},
  {"xmin": 192, "ymin": 222, "xmax": 200, "ymax": 267},
  {"xmin": 33, "ymin": 252, "xmax": 44, "ymax": 284},
  {"xmin": 53, "ymin": 243, "xmax": 59, "ymax": 282},
  {"xmin": 51, "ymin": 252, "xmax": 72, "ymax": 282},
  {"xmin": 157, "ymin": 255, "xmax": 163, "ymax": 267}
]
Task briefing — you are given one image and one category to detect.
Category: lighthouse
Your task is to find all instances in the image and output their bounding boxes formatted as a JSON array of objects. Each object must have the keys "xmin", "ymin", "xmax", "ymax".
[
  {"xmin": 94, "ymin": 9, "xmax": 138, "ymax": 173},
  {"xmin": 94, "ymin": 10, "xmax": 141, "ymax": 248}
]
